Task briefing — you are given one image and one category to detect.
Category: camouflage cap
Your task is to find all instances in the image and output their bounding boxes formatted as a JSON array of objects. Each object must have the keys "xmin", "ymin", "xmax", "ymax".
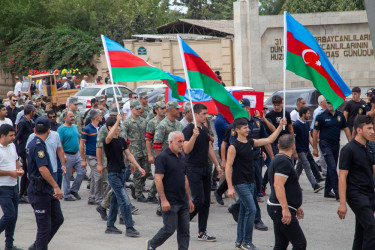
[
  {"xmin": 157, "ymin": 94, "xmax": 165, "ymax": 102},
  {"xmin": 26, "ymin": 100, "xmax": 37, "ymax": 106},
  {"xmin": 154, "ymin": 101, "xmax": 166, "ymax": 109},
  {"xmin": 166, "ymin": 100, "xmax": 182, "ymax": 109},
  {"xmin": 139, "ymin": 91, "xmax": 148, "ymax": 98},
  {"xmin": 109, "ymin": 107, "xmax": 120, "ymax": 116},
  {"xmin": 32, "ymin": 95, "xmax": 41, "ymax": 101},
  {"xmin": 130, "ymin": 99, "xmax": 142, "ymax": 109},
  {"xmin": 95, "ymin": 96, "xmax": 105, "ymax": 102},
  {"xmin": 69, "ymin": 96, "xmax": 79, "ymax": 105},
  {"xmin": 114, "ymin": 96, "xmax": 124, "ymax": 104}
]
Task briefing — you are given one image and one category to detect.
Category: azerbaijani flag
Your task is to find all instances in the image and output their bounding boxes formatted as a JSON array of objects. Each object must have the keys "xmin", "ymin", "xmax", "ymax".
[
  {"xmin": 177, "ymin": 35, "xmax": 248, "ymax": 122},
  {"xmin": 161, "ymin": 72, "xmax": 187, "ymax": 100},
  {"xmin": 285, "ymin": 12, "xmax": 351, "ymax": 109},
  {"xmin": 101, "ymin": 35, "xmax": 185, "ymax": 101}
]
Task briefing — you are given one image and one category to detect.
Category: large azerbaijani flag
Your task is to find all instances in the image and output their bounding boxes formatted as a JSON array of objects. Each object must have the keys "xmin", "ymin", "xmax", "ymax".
[
  {"xmin": 285, "ymin": 12, "xmax": 351, "ymax": 109},
  {"xmin": 177, "ymin": 35, "xmax": 248, "ymax": 122},
  {"xmin": 101, "ymin": 35, "xmax": 185, "ymax": 101}
]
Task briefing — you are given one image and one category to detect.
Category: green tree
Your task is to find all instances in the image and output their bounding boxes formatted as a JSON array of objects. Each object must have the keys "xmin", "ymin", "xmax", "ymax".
[
  {"xmin": 282, "ymin": 0, "xmax": 364, "ymax": 14},
  {"xmin": 259, "ymin": 0, "xmax": 286, "ymax": 15},
  {"xmin": 173, "ymin": 0, "xmax": 235, "ymax": 20}
]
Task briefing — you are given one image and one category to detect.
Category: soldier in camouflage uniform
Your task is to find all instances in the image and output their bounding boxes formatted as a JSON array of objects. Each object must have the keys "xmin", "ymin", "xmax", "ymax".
[
  {"xmin": 59, "ymin": 96, "xmax": 83, "ymax": 134},
  {"xmin": 139, "ymin": 92, "xmax": 153, "ymax": 119},
  {"xmin": 153, "ymin": 100, "xmax": 183, "ymax": 154},
  {"xmin": 121, "ymin": 99, "xmax": 150, "ymax": 202},
  {"xmin": 100, "ymin": 95, "xmax": 109, "ymax": 116},
  {"xmin": 145, "ymin": 101, "xmax": 167, "ymax": 203},
  {"xmin": 33, "ymin": 95, "xmax": 45, "ymax": 118}
]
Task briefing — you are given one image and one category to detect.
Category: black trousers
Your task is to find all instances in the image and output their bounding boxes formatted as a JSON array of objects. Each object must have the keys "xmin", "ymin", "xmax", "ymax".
[
  {"xmin": 267, "ymin": 205, "xmax": 307, "ymax": 250},
  {"xmin": 187, "ymin": 166, "xmax": 211, "ymax": 233},
  {"xmin": 19, "ymin": 152, "xmax": 29, "ymax": 197},
  {"xmin": 347, "ymin": 192, "xmax": 375, "ymax": 250},
  {"xmin": 28, "ymin": 183, "xmax": 64, "ymax": 250},
  {"xmin": 150, "ymin": 199, "xmax": 190, "ymax": 250}
]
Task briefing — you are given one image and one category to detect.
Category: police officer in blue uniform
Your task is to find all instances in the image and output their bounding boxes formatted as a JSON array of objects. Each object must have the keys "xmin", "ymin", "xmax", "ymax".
[
  {"xmin": 225, "ymin": 98, "xmax": 273, "ymax": 230},
  {"xmin": 312, "ymin": 101, "xmax": 351, "ymax": 200},
  {"xmin": 27, "ymin": 117, "xmax": 64, "ymax": 250},
  {"xmin": 360, "ymin": 88, "xmax": 374, "ymax": 115}
]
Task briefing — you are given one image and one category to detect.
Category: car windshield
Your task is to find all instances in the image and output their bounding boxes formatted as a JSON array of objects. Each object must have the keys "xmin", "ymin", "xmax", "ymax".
[
  {"xmin": 265, "ymin": 91, "xmax": 310, "ymax": 105},
  {"xmin": 75, "ymin": 88, "xmax": 101, "ymax": 97},
  {"xmin": 118, "ymin": 86, "xmax": 132, "ymax": 97}
]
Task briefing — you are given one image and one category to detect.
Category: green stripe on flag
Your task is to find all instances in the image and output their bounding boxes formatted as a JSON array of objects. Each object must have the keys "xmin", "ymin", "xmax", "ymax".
[
  {"xmin": 188, "ymin": 71, "xmax": 248, "ymax": 119},
  {"xmin": 111, "ymin": 66, "xmax": 173, "ymax": 83},
  {"xmin": 286, "ymin": 51, "xmax": 343, "ymax": 110}
]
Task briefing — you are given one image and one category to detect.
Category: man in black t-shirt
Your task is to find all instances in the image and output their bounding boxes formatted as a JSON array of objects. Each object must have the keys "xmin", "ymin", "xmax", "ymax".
[
  {"xmin": 265, "ymin": 95, "xmax": 294, "ymax": 155},
  {"xmin": 183, "ymin": 103, "xmax": 222, "ymax": 242},
  {"xmin": 344, "ymin": 87, "xmax": 366, "ymax": 134},
  {"xmin": 337, "ymin": 115, "xmax": 375, "ymax": 249},
  {"xmin": 147, "ymin": 131, "xmax": 194, "ymax": 250},
  {"xmin": 267, "ymin": 134, "xmax": 306, "ymax": 250},
  {"xmin": 103, "ymin": 115, "xmax": 145, "ymax": 237}
]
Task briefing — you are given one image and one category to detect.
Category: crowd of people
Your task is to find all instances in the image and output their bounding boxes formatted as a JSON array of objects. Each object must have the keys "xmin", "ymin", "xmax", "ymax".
[{"xmin": 0, "ymin": 84, "xmax": 374, "ymax": 250}]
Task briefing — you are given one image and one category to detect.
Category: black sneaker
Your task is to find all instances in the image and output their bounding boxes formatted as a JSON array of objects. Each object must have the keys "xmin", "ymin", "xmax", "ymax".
[
  {"xmin": 129, "ymin": 185, "xmax": 136, "ymax": 199},
  {"xmin": 137, "ymin": 195, "xmax": 148, "ymax": 203},
  {"xmin": 254, "ymin": 220, "xmax": 268, "ymax": 231},
  {"xmin": 156, "ymin": 209, "xmax": 162, "ymax": 216},
  {"xmin": 146, "ymin": 239, "xmax": 155, "ymax": 250},
  {"xmin": 70, "ymin": 191, "xmax": 81, "ymax": 200},
  {"xmin": 88, "ymin": 199, "xmax": 98, "ymax": 205},
  {"xmin": 130, "ymin": 204, "xmax": 139, "ymax": 214},
  {"xmin": 64, "ymin": 196, "xmax": 75, "ymax": 201},
  {"xmin": 197, "ymin": 231, "xmax": 216, "ymax": 242},
  {"xmin": 5, "ymin": 246, "xmax": 23, "ymax": 250},
  {"xmin": 105, "ymin": 226, "xmax": 122, "ymax": 234},
  {"xmin": 324, "ymin": 191, "xmax": 336, "ymax": 198},
  {"xmin": 235, "ymin": 242, "xmax": 241, "ymax": 249},
  {"xmin": 228, "ymin": 205, "xmax": 239, "ymax": 223},
  {"xmin": 96, "ymin": 205, "xmax": 108, "ymax": 221},
  {"xmin": 126, "ymin": 227, "xmax": 140, "ymax": 237},
  {"xmin": 28, "ymin": 243, "xmax": 36, "ymax": 250},
  {"xmin": 313, "ymin": 184, "xmax": 324, "ymax": 193},
  {"xmin": 147, "ymin": 174, "xmax": 154, "ymax": 180},
  {"xmin": 240, "ymin": 242, "xmax": 259, "ymax": 250},
  {"xmin": 146, "ymin": 196, "xmax": 158, "ymax": 204},
  {"xmin": 19, "ymin": 195, "xmax": 29, "ymax": 204},
  {"xmin": 214, "ymin": 191, "xmax": 224, "ymax": 205}
]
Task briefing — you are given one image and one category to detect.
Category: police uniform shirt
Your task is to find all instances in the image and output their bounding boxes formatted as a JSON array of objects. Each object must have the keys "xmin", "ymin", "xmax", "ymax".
[
  {"xmin": 26, "ymin": 137, "xmax": 54, "ymax": 178},
  {"xmin": 339, "ymin": 140, "xmax": 375, "ymax": 196},
  {"xmin": 313, "ymin": 110, "xmax": 348, "ymax": 143}
]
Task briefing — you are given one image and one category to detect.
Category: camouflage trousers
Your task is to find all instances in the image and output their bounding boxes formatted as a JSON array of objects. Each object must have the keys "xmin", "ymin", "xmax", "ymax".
[
  {"xmin": 148, "ymin": 181, "xmax": 157, "ymax": 198},
  {"xmin": 134, "ymin": 156, "xmax": 151, "ymax": 198}
]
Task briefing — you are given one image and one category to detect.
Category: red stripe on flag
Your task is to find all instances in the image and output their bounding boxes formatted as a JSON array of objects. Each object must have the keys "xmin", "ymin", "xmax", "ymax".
[
  {"xmin": 287, "ymin": 31, "xmax": 346, "ymax": 100},
  {"xmin": 108, "ymin": 51, "xmax": 150, "ymax": 68},
  {"xmin": 184, "ymin": 53, "xmax": 221, "ymax": 83},
  {"xmin": 214, "ymin": 100, "xmax": 235, "ymax": 123}
]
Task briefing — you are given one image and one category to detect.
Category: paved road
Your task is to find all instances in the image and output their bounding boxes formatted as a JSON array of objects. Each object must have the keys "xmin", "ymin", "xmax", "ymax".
[{"xmin": 1, "ymin": 167, "xmax": 355, "ymax": 250}]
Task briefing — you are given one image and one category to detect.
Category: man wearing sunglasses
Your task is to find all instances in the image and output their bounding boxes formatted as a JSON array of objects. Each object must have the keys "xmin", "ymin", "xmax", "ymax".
[
  {"xmin": 47, "ymin": 110, "xmax": 60, "ymax": 132},
  {"xmin": 6, "ymin": 95, "xmax": 20, "ymax": 127},
  {"xmin": 123, "ymin": 93, "xmax": 138, "ymax": 120}
]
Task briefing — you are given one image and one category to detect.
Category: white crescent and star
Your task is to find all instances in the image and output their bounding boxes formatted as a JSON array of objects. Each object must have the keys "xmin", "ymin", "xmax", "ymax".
[{"xmin": 302, "ymin": 49, "xmax": 321, "ymax": 67}]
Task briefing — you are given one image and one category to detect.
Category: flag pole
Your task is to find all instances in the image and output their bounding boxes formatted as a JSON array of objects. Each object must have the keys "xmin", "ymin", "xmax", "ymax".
[
  {"xmin": 101, "ymin": 34, "xmax": 120, "ymax": 115},
  {"xmin": 177, "ymin": 34, "xmax": 197, "ymax": 128},
  {"xmin": 283, "ymin": 11, "xmax": 287, "ymax": 130}
]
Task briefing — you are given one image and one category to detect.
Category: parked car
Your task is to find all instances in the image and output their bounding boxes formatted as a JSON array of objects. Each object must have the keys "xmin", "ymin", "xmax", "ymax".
[
  {"xmin": 265, "ymin": 88, "xmax": 323, "ymax": 122},
  {"xmin": 135, "ymin": 84, "xmax": 166, "ymax": 94},
  {"xmin": 73, "ymin": 85, "xmax": 133, "ymax": 115},
  {"xmin": 225, "ymin": 86, "xmax": 254, "ymax": 91}
]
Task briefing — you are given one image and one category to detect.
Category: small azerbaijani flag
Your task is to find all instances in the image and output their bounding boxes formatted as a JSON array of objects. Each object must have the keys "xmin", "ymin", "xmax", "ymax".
[
  {"xmin": 285, "ymin": 12, "xmax": 351, "ymax": 109},
  {"xmin": 177, "ymin": 35, "xmax": 248, "ymax": 122},
  {"xmin": 101, "ymin": 35, "xmax": 185, "ymax": 101}
]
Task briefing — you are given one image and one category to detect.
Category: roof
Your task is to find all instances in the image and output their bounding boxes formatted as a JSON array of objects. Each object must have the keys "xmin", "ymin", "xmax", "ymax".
[
  {"xmin": 132, "ymin": 34, "xmax": 217, "ymax": 41},
  {"xmin": 157, "ymin": 19, "xmax": 234, "ymax": 37}
]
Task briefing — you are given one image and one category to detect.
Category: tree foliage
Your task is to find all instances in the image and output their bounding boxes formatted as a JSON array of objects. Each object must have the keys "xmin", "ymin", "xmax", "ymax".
[
  {"xmin": 173, "ymin": 0, "xmax": 235, "ymax": 19},
  {"xmin": 0, "ymin": 26, "xmax": 101, "ymax": 76},
  {"xmin": 282, "ymin": 0, "xmax": 364, "ymax": 14},
  {"xmin": 259, "ymin": 0, "xmax": 286, "ymax": 15}
]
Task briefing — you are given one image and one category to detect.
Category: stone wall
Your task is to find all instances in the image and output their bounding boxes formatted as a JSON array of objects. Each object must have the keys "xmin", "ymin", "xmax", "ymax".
[{"xmin": 234, "ymin": 0, "xmax": 375, "ymax": 92}]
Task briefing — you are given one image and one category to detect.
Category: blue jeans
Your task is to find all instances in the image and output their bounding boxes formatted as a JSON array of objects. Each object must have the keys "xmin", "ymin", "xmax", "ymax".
[
  {"xmin": 107, "ymin": 171, "xmax": 134, "ymax": 228},
  {"xmin": 0, "ymin": 185, "xmax": 18, "ymax": 248},
  {"xmin": 233, "ymin": 183, "xmax": 256, "ymax": 244},
  {"xmin": 125, "ymin": 165, "xmax": 131, "ymax": 182},
  {"xmin": 319, "ymin": 140, "xmax": 340, "ymax": 195}
]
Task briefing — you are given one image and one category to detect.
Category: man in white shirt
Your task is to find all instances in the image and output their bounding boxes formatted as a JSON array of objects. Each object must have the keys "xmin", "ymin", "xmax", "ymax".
[
  {"xmin": 0, "ymin": 105, "xmax": 13, "ymax": 127},
  {"xmin": 62, "ymin": 77, "xmax": 70, "ymax": 90},
  {"xmin": 38, "ymin": 79, "xmax": 44, "ymax": 96},
  {"xmin": 122, "ymin": 92, "xmax": 138, "ymax": 120},
  {"xmin": 290, "ymin": 98, "xmax": 306, "ymax": 123},
  {"xmin": 80, "ymin": 75, "xmax": 88, "ymax": 89},
  {"xmin": 13, "ymin": 77, "xmax": 22, "ymax": 98},
  {"xmin": 0, "ymin": 124, "xmax": 24, "ymax": 250}
]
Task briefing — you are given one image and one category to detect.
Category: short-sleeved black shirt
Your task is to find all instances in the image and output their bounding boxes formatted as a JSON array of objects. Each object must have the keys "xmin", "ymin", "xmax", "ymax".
[
  {"xmin": 314, "ymin": 110, "xmax": 348, "ymax": 143},
  {"xmin": 103, "ymin": 137, "xmax": 127, "ymax": 173},
  {"xmin": 339, "ymin": 140, "xmax": 375, "ymax": 196},
  {"xmin": 155, "ymin": 147, "xmax": 187, "ymax": 205},
  {"xmin": 265, "ymin": 110, "xmax": 292, "ymax": 144},
  {"xmin": 268, "ymin": 154, "xmax": 302, "ymax": 210},
  {"xmin": 231, "ymin": 139, "xmax": 254, "ymax": 186},
  {"xmin": 183, "ymin": 123, "xmax": 210, "ymax": 167},
  {"xmin": 344, "ymin": 100, "xmax": 366, "ymax": 127}
]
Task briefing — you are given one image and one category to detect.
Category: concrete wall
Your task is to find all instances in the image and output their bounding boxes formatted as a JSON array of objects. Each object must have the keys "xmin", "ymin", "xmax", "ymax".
[{"xmin": 234, "ymin": 0, "xmax": 375, "ymax": 92}]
